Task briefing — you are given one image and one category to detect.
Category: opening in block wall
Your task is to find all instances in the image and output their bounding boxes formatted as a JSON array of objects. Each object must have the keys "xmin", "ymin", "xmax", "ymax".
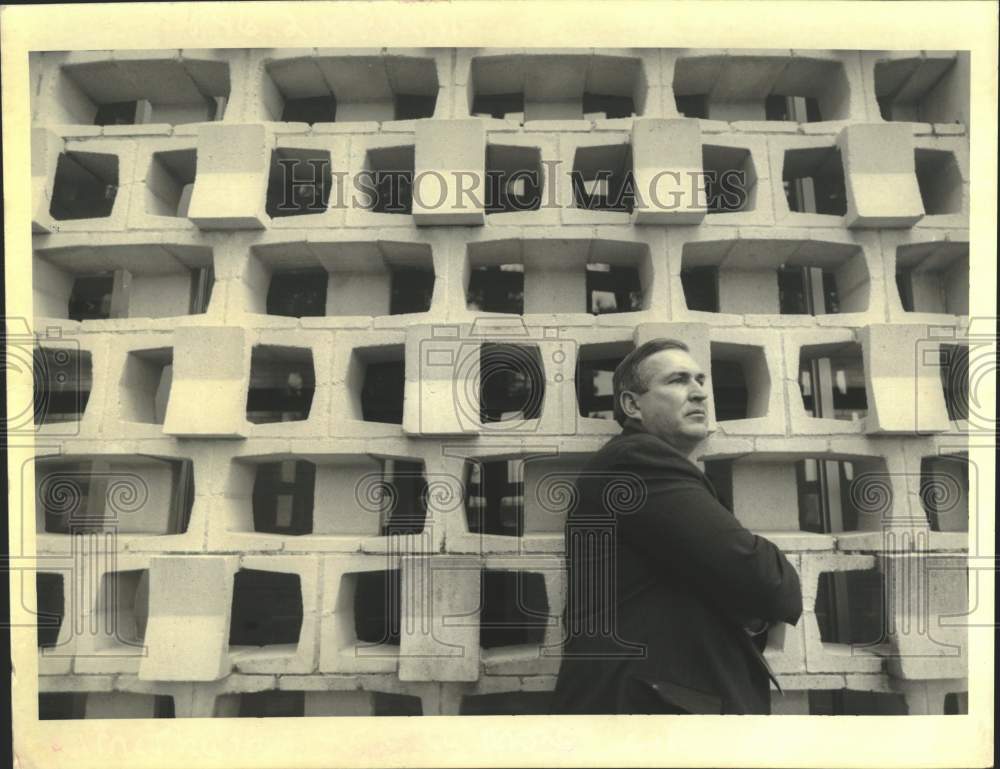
[
  {"xmin": 145, "ymin": 149, "xmax": 196, "ymax": 217},
  {"xmin": 673, "ymin": 55, "xmax": 850, "ymax": 122},
  {"xmin": 229, "ymin": 569, "xmax": 303, "ymax": 647},
  {"xmin": 938, "ymin": 343, "xmax": 968, "ymax": 421},
  {"xmin": 798, "ymin": 343, "xmax": 868, "ymax": 422},
  {"xmin": 485, "ymin": 145, "xmax": 543, "ymax": 214},
  {"xmin": 465, "ymin": 459, "xmax": 524, "ymax": 537},
  {"xmin": 265, "ymin": 55, "xmax": 438, "ymax": 123},
  {"xmin": 362, "ymin": 146, "xmax": 415, "ymax": 215},
  {"xmin": 469, "ymin": 54, "xmax": 643, "ymax": 122},
  {"xmin": 36, "ymin": 456, "xmax": 195, "ymax": 535},
  {"xmin": 349, "ymin": 345, "xmax": 405, "ymax": 425},
  {"xmin": 895, "ymin": 242, "xmax": 968, "ymax": 315},
  {"xmin": 38, "ymin": 692, "xmax": 175, "ymax": 720},
  {"xmin": 460, "ymin": 691, "xmax": 553, "ymax": 715},
  {"xmin": 702, "ymin": 455, "xmax": 889, "ymax": 532},
  {"xmin": 54, "ymin": 57, "xmax": 229, "ymax": 126},
  {"xmin": 246, "ymin": 457, "xmax": 427, "ymax": 536},
  {"xmin": 571, "ymin": 144, "xmax": 634, "ymax": 213},
  {"xmin": 35, "ymin": 244, "xmax": 214, "ymax": 321},
  {"xmin": 710, "ymin": 342, "xmax": 770, "ymax": 421},
  {"xmin": 252, "ymin": 460, "xmax": 316, "ymax": 535},
  {"xmin": 702, "ymin": 146, "xmax": 756, "ymax": 214},
  {"xmin": 265, "ymin": 148, "xmax": 332, "ymax": 218},
  {"xmin": 467, "ymin": 239, "xmax": 650, "ymax": 315},
  {"xmin": 479, "ymin": 570, "xmax": 550, "ymax": 649},
  {"xmin": 478, "ymin": 343, "xmax": 545, "ymax": 424},
  {"xmin": 36, "ymin": 573, "xmax": 65, "ymax": 649},
  {"xmin": 782, "ymin": 147, "xmax": 847, "ymax": 216},
  {"xmin": 33, "ymin": 347, "xmax": 91, "ymax": 425},
  {"xmin": 914, "ymin": 149, "xmax": 962, "ymax": 215},
  {"xmin": 875, "ymin": 53, "xmax": 966, "ymax": 124},
  {"xmin": 815, "ymin": 569, "xmax": 886, "ymax": 646},
  {"xmin": 920, "ymin": 454, "xmax": 969, "ymax": 532},
  {"xmin": 809, "ymin": 690, "xmax": 907, "ymax": 715},
  {"xmin": 257, "ymin": 241, "xmax": 434, "ymax": 317},
  {"xmin": 352, "ymin": 569, "xmax": 401, "ymax": 645},
  {"xmin": 246, "ymin": 346, "xmax": 315, "ymax": 424},
  {"xmin": 120, "ymin": 348, "xmax": 173, "ymax": 425},
  {"xmin": 95, "ymin": 569, "xmax": 149, "ymax": 650},
  {"xmin": 680, "ymin": 240, "xmax": 868, "ymax": 315},
  {"xmin": 49, "ymin": 151, "xmax": 119, "ymax": 220},
  {"xmin": 576, "ymin": 342, "xmax": 634, "ymax": 420}
]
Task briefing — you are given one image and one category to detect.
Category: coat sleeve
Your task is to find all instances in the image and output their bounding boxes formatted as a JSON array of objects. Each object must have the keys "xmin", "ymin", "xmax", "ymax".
[{"xmin": 606, "ymin": 436, "xmax": 803, "ymax": 627}]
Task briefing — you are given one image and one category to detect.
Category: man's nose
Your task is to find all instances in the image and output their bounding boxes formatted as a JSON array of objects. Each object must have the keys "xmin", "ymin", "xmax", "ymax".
[{"xmin": 688, "ymin": 380, "xmax": 707, "ymax": 400}]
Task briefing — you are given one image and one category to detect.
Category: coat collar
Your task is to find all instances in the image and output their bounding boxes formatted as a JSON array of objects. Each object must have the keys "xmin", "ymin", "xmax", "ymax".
[{"xmin": 618, "ymin": 419, "xmax": 707, "ymax": 476}]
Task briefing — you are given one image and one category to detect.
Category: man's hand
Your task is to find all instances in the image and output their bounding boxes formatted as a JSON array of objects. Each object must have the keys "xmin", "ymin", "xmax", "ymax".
[{"xmin": 744, "ymin": 618, "xmax": 770, "ymax": 637}]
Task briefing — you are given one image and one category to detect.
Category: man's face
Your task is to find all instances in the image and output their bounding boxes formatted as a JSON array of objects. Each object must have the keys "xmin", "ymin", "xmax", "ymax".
[{"xmin": 626, "ymin": 349, "xmax": 710, "ymax": 453}]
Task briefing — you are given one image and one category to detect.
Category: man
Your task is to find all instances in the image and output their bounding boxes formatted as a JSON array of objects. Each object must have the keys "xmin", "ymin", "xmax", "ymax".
[{"xmin": 551, "ymin": 339, "xmax": 802, "ymax": 715}]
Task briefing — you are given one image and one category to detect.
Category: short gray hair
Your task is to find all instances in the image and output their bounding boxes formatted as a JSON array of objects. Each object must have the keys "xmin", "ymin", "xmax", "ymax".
[{"xmin": 612, "ymin": 338, "xmax": 690, "ymax": 426}]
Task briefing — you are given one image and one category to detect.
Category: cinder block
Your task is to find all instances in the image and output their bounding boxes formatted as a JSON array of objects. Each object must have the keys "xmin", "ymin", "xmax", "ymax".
[
  {"xmin": 139, "ymin": 555, "xmax": 236, "ymax": 682},
  {"xmin": 404, "ymin": 321, "xmax": 569, "ymax": 436},
  {"xmin": 839, "ymin": 124, "xmax": 924, "ymax": 228},
  {"xmin": 127, "ymin": 138, "xmax": 199, "ymax": 231},
  {"xmin": 319, "ymin": 555, "xmax": 401, "ymax": 675},
  {"xmin": 860, "ymin": 324, "xmax": 951, "ymax": 434},
  {"xmin": 398, "ymin": 555, "xmax": 481, "ymax": 681},
  {"xmin": 631, "ymin": 118, "xmax": 705, "ymax": 224},
  {"xmin": 783, "ymin": 328, "xmax": 868, "ymax": 437},
  {"xmin": 329, "ymin": 329, "xmax": 407, "ymax": 438},
  {"xmin": 163, "ymin": 326, "xmax": 249, "ymax": 438},
  {"xmin": 800, "ymin": 552, "xmax": 884, "ymax": 674},
  {"xmin": 709, "ymin": 328, "xmax": 787, "ymax": 437},
  {"xmin": 187, "ymin": 124, "xmax": 269, "ymax": 229},
  {"xmin": 57, "ymin": 554, "xmax": 148, "ymax": 675},
  {"xmin": 46, "ymin": 139, "xmax": 136, "ymax": 233},
  {"xmin": 881, "ymin": 552, "xmax": 967, "ymax": 680},
  {"xmin": 413, "ymin": 120, "xmax": 486, "ymax": 225}
]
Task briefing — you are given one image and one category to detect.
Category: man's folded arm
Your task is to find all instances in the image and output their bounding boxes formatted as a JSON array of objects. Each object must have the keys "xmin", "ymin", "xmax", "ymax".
[{"xmin": 608, "ymin": 452, "xmax": 803, "ymax": 626}]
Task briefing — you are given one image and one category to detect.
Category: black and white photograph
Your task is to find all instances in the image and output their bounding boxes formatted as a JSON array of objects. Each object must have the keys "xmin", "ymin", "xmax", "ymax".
[{"xmin": 3, "ymin": 2, "xmax": 996, "ymax": 768}]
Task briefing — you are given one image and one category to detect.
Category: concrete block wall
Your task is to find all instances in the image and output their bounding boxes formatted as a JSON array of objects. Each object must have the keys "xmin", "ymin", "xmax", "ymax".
[{"xmin": 30, "ymin": 47, "xmax": 970, "ymax": 718}]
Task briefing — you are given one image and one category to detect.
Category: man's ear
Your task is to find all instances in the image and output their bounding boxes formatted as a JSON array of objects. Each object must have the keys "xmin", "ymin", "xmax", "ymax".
[{"xmin": 620, "ymin": 390, "xmax": 640, "ymax": 419}]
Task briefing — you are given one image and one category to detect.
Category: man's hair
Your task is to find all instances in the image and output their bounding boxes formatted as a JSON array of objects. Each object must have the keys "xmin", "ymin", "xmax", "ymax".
[{"xmin": 612, "ymin": 338, "xmax": 690, "ymax": 426}]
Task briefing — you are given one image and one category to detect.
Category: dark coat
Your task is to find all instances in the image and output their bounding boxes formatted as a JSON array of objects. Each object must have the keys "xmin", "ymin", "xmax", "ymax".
[{"xmin": 550, "ymin": 423, "xmax": 803, "ymax": 715}]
